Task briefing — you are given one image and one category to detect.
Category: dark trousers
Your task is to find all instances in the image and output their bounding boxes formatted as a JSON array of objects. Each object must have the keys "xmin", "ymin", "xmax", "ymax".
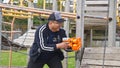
[{"xmin": 27, "ymin": 56, "xmax": 63, "ymax": 68}]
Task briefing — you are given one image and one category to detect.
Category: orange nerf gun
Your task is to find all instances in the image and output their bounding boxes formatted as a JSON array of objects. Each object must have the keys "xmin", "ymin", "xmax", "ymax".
[{"xmin": 63, "ymin": 37, "xmax": 82, "ymax": 51}]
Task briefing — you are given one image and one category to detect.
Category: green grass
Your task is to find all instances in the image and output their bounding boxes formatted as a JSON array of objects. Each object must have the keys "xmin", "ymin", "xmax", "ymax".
[
  {"xmin": 0, "ymin": 50, "xmax": 75, "ymax": 68},
  {"xmin": 68, "ymin": 52, "xmax": 75, "ymax": 68},
  {"xmin": 0, "ymin": 50, "xmax": 27, "ymax": 66}
]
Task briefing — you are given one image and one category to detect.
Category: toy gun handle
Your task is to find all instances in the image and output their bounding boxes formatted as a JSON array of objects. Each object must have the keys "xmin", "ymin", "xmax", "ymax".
[{"xmin": 63, "ymin": 37, "xmax": 82, "ymax": 51}]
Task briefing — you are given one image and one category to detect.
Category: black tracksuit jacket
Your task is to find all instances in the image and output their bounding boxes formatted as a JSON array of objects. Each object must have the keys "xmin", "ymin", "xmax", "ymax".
[{"xmin": 29, "ymin": 23, "xmax": 66, "ymax": 62}]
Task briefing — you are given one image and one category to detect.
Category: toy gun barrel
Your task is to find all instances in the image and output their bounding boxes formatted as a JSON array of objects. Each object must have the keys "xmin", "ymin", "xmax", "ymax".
[{"xmin": 63, "ymin": 37, "xmax": 82, "ymax": 51}]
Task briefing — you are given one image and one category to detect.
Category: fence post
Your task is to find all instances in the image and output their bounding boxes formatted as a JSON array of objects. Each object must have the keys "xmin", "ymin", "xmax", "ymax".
[{"xmin": 0, "ymin": 0, "xmax": 2, "ymax": 61}]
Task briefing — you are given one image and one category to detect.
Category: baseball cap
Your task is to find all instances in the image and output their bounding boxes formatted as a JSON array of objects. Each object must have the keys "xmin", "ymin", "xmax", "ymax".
[{"xmin": 48, "ymin": 11, "xmax": 65, "ymax": 23}]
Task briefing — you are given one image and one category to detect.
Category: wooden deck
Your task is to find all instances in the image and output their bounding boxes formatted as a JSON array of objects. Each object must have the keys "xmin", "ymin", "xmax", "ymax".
[{"xmin": 81, "ymin": 47, "xmax": 120, "ymax": 68}]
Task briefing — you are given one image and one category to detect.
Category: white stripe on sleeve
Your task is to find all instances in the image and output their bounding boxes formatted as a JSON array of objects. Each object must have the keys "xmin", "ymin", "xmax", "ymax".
[{"xmin": 39, "ymin": 24, "xmax": 54, "ymax": 51}]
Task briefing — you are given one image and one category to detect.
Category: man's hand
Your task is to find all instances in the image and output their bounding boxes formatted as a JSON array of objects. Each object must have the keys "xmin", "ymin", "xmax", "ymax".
[{"xmin": 56, "ymin": 42, "xmax": 69, "ymax": 49}]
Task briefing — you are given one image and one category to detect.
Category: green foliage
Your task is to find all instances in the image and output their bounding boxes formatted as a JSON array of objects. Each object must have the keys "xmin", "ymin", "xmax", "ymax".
[
  {"xmin": 3, "ymin": 17, "xmax": 13, "ymax": 22},
  {"xmin": 15, "ymin": 18, "xmax": 27, "ymax": 25},
  {"xmin": 33, "ymin": 16, "xmax": 41, "ymax": 25},
  {"xmin": 33, "ymin": 16, "xmax": 48, "ymax": 26},
  {"xmin": 14, "ymin": 18, "xmax": 27, "ymax": 33},
  {"xmin": 37, "ymin": 0, "xmax": 44, "ymax": 8},
  {"xmin": 2, "ymin": 17, "xmax": 27, "ymax": 31},
  {"xmin": 37, "ymin": 0, "xmax": 53, "ymax": 9},
  {"xmin": 3, "ymin": 16, "xmax": 48, "ymax": 34}
]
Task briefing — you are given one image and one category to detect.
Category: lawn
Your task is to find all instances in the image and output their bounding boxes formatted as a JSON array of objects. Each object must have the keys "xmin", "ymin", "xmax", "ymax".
[
  {"xmin": 0, "ymin": 50, "xmax": 27, "ymax": 66},
  {"xmin": 0, "ymin": 50, "xmax": 75, "ymax": 68}
]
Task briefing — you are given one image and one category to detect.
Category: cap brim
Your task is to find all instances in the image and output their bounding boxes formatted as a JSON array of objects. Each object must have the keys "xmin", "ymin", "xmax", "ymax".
[{"xmin": 56, "ymin": 19, "xmax": 65, "ymax": 23}]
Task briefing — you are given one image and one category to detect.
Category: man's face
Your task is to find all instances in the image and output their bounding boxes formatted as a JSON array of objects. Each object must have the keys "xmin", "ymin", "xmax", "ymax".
[{"xmin": 51, "ymin": 21, "xmax": 63, "ymax": 32}]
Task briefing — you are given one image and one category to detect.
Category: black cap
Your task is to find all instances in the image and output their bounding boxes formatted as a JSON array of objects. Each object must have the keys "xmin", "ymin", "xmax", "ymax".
[{"xmin": 48, "ymin": 11, "xmax": 65, "ymax": 23}]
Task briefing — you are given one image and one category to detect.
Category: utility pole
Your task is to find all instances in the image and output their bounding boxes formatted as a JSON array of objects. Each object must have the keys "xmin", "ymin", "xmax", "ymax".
[
  {"xmin": 28, "ymin": 0, "xmax": 34, "ymax": 30},
  {"xmin": 0, "ymin": 0, "xmax": 2, "ymax": 59},
  {"xmin": 76, "ymin": 0, "xmax": 85, "ymax": 68},
  {"xmin": 27, "ymin": 0, "xmax": 34, "ymax": 63},
  {"xmin": 53, "ymin": 0, "xmax": 57, "ymax": 11},
  {"xmin": 108, "ymin": 0, "xmax": 117, "ymax": 47},
  {"xmin": 64, "ymin": 0, "xmax": 70, "ymax": 37},
  {"xmin": 63, "ymin": 0, "xmax": 70, "ymax": 68}
]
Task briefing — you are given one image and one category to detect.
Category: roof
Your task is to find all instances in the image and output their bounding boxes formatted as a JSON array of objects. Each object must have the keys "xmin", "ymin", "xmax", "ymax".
[
  {"xmin": 13, "ymin": 29, "xmax": 36, "ymax": 47},
  {"xmin": 2, "ymin": 35, "xmax": 25, "ymax": 48}
]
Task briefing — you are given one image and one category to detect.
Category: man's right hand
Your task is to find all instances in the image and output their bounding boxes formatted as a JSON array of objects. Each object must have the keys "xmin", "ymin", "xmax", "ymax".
[{"xmin": 56, "ymin": 42, "xmax": 70, "ymax": 49}]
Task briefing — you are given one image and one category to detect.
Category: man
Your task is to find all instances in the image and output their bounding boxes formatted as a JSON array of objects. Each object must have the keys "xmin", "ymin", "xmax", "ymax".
[{"xmin": 27, "ymin": 11, "xmax": 69, "ymax": 68}]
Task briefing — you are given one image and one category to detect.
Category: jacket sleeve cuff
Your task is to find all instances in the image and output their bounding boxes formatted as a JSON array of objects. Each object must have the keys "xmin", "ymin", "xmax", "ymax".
[{"xmin": 54, "ymin": 44, "xmax": 57, "ymax": 50}]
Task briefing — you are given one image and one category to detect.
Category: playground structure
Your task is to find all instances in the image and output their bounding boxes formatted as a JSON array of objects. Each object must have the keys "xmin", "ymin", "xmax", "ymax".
[{"xmin": 0, "ymin": 0, "xmax": 120, "ymax": 68}]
